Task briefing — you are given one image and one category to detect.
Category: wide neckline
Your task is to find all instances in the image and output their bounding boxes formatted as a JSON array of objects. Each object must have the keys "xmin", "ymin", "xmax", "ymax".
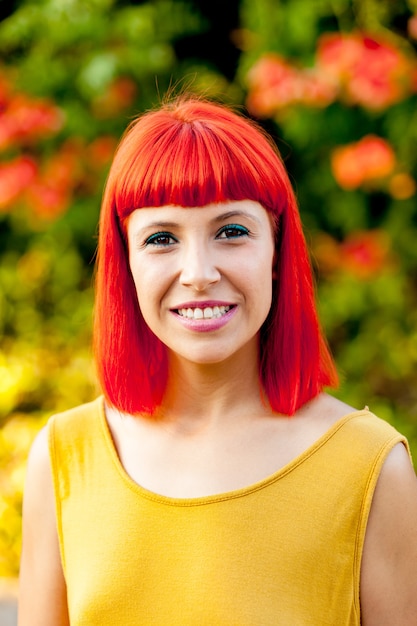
[{"xmin": 96, "ymin": 396, "xmax": 370, "ymax": 507}]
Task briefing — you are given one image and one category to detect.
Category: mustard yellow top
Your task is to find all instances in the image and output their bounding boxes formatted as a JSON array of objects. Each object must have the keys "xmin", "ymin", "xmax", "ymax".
[{"xmin": 48, "ymin": 397, "xmax": 408, "ymax": 625}]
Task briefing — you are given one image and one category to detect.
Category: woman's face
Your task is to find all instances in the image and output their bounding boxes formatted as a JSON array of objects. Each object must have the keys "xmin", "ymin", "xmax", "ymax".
[{"xmin": 126, "ymin": 200, "xmax": 276, "ymax": 366}]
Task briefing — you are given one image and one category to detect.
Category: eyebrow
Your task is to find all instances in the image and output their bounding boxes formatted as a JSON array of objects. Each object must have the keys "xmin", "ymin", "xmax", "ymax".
[{"xmin": 213, "ymin": 210, "xmax": 262, "ymax": 224}]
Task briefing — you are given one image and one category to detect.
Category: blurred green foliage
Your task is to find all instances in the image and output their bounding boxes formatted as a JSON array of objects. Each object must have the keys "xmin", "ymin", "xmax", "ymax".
[
  {"xmin": 238, "ymin": 0, "xmax": 417, "ymax": 447},
  {"xmin": 1, "ymin": 0, "xmax": 417, "ymax": 576}
]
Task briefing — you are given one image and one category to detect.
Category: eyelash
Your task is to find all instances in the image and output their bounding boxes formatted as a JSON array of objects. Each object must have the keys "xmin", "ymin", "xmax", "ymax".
[
  {"xmin": 144, "ymin": 232, "xmax": 178, "ymax": 247},
  {"xmin": 144, "ymin": 224, "xmax": 250, "ymax": 247},
  {"xmin": 216, "ymin": 224, "xmax": 250, "ymax": 239}
]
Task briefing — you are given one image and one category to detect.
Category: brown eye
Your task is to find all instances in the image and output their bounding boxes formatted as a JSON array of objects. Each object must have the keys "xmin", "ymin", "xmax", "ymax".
[
  {"xmin": 216, "ymin": 224, "xmax": 249, "ymax": 239},
  {"xmin": 145, "ymin": 232, "xmax": 177, "ymax": 246}
]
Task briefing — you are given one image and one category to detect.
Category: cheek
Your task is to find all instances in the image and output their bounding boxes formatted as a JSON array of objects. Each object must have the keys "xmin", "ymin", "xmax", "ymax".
[
  {"xmin": 239, "ymin": 255, "xmax": 274, "ymax": 310},
  {"xmin": 129, "ymin": 259, "xmax": 152, "ymax": 310},
  {"xmin": 260, "ymin": 250, "xmax": 276, "ymax": 312},
  {"xmin": 129, "ymin": 258, "xmax": 170, "ymax": 322}
]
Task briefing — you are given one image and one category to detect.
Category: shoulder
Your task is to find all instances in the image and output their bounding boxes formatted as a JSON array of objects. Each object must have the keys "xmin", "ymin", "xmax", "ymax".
[
  {"xmin": 314, "ymin": 395, "xmax": 417, "ymax": 623},
  {"xmin": 22, "ymin": 418, "xmax": 64, "ymax": 529},
  {"xmin": 361, "ymin": 442, "xmax": 417, "ymax": 624},
  {"xmin": 366, "ymin": 441, "xmax": 416, "ymax": 528},
  {"xmin": 25, "ymin": 424, "xmax": 52, "ymax": 490},
  {"xmin": 23, "ymin": 397, "xmax": 102, "ymax": 474},
  {"xmin": 298, "ymin": 392, "xmax": 357, "ymax": 425},
  {"xmin": 48, "ymin": 396, "xmax": 104, "ymax": 448},
  {"xmin": 48, "ymin": 396, "xmax": 104, "ymax": 427},
  {"xmin": 19, "ymin": 425, "xmax": 70, "ymax": 625},
  {"xmin": 304, "ymin": 393, "xmax": 406, "ymax": 440},
  {"xmin": 18, "ymin": 400, "xmax": 103, "ymax": 625},
  {"xmin": 368, "ymin": 442, "xmax": 416, "ymax": 529}
]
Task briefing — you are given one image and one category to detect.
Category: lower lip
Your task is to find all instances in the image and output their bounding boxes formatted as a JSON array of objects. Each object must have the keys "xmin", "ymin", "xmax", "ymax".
[{"xmin": 172, "ymin": 306, "xmax": 237, "ymax": 332}]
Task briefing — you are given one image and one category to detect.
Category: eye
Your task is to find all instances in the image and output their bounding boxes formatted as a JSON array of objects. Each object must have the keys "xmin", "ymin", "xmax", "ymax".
[
  {"xmin": 145, "ymin": 231, "xmax": 177, "ymax": 247},
  {"xmin": 216, "ymin": 224, "xmax": 250, "ymax": 239}
]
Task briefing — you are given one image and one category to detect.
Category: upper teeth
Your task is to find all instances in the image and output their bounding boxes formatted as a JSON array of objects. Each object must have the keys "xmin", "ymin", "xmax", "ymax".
[{"xmin": 178, "ymin": 305, "xmax": 231, "ymax": 320}]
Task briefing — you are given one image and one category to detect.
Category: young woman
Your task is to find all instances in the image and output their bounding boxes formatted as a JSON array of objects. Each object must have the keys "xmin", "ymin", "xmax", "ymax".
[{"xmin": 18, "ymin": 96, "xmax": 417, "ymax": 625}]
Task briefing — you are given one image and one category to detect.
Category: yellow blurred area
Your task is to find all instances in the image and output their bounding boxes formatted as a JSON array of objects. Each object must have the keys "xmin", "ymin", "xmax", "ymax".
[{"xmin": 0, "ymin": 412, "xmax": 46, "ymax": 577}]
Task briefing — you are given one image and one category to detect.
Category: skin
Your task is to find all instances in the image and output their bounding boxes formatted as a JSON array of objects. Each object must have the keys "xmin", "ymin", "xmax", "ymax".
[{"xmin": 18, "ymin": 201, "xmax": 417, "ymax": 625}]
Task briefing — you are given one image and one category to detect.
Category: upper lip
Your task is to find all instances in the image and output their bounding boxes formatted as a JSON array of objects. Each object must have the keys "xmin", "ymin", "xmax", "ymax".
[{"xmin": 171, "ymin": 300, "xmax": 235, "ymax": 310}]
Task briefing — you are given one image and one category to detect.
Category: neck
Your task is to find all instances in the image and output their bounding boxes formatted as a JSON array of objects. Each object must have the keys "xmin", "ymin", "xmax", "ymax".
[{"xmin": 156, "ymin": 349, "xmax": 270, "ymax": 429}]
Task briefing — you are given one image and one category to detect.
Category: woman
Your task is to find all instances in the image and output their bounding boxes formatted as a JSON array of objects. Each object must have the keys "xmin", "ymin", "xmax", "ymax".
[{"xmin": 18, "ymin": 96, "xmax": 417, "ymax": 625}]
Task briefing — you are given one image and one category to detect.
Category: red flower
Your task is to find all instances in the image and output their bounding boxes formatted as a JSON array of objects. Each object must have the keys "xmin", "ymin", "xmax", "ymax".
[
  {"xmin": 0, "ymin": 93, "xmax": 64, "ymax": 150},
  {"xmin": 246, "ymin": 54, "xmax": 301, "ymax": 115},
  {"xmin": 246, "ymin": 53, "xmax": 336, "ymax": 116},
  {"xmin": 317, "ymin": 32, "xmax": 414, "ymax": 110},
  {"xmin": 331, "ymin": 135, "xmax": 396, "ymax": 189},
  {"xmin": 340, "ymin": 230, "xmax": 391, "ymax": 278},
  {"xmin": 313, "ymin": 230, "xmax": 392, "ymax": 279},
  {"xmin": 24, "ymin": 141, "xmax": 85, "ymax": 219},
  {"xmin": 0, "ymin": 156, "xmax": 37, "ymax": 210},
  {"xmin": 86, "ymin": 136, "xmax": 117, "ymax": 170},
  {"xmin": 0, "ymin": 74, "xmax": 12, "ymax": 111},
  {"xmin": 26, "ymin": 181, "xmax": 70, "ymax": 219},
  {"xmin": 316, "ymin": 32, "xmax": 363, "ymax": 80}
]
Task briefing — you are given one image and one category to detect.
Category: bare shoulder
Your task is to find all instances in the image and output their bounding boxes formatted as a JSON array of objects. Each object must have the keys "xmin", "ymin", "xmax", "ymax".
[
  {"xmin": 18, "ymin": 424, "xmax": 69, "ymax": 626},
  {"xmin": 361, "ymin": 442, "xmax": 417, "ymax": 625},
  {"xmin": 308, "ymin": 396, "xmax": 417, "ymax": 623},
  {"xmin": 26, "ymin": 424, "xmax": 51, "ymax": 477},
  {"xmin": 20, "ymin": 424, "xmax": 59, "ymax": 519},
  {"xmin": 297, "ymin": 392, "xmax": 358, "ymax": 426},
  {"xmin": 20, "ymin": 425, "xmax": 54, "ymax": 523}
]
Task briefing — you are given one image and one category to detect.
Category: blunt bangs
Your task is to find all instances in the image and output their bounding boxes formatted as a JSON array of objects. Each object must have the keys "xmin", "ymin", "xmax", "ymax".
[{"xmin": 107, "ymin": 100, "xmax": 289, "ymax": 226}]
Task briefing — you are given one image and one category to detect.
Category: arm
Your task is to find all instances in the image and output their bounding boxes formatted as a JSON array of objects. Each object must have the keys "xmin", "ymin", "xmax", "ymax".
[
  {"xmin": 18, "ymin": 426, "xmax": 70, "ymax": 626},
  {"xmin": 360, "ymin": 442, "xmax": 417, "ymax": 625}
]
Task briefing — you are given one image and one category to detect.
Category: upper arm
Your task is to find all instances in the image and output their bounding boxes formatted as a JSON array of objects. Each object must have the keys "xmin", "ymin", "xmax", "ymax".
[
  {"xmin": 18, "ymin": 425, "xmax": 70, "ymax": 626},
  {"xmin": 360, "ymin": 442, "xmax": 417, "ymax": 626}
]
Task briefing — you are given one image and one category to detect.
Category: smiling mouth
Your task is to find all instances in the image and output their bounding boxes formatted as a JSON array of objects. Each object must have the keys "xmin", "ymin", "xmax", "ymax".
[{"xmin": 176, "ymin": 305, "xmax": 233, "ymax": 320}]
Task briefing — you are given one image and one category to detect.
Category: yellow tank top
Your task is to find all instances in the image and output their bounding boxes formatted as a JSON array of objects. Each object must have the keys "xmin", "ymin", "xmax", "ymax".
[{"xmin": 48, "ymin": 397, "xmax": 408, "ymax": 625}]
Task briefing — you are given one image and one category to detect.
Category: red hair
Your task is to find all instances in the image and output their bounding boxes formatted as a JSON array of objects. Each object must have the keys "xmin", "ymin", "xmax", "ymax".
[{"xmin": 94, "ymin": 96, "xmax": 338, "ymax": 415}]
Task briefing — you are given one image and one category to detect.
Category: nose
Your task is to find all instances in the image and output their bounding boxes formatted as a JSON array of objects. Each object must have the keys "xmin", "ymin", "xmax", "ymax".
[{"xmin": 179, "ymin": 242, "xmax": 221, "ymax": 292}]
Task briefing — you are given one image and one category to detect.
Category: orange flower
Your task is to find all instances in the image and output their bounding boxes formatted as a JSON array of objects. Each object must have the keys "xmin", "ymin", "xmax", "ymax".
[
  {"xmin": 312, "ymin": 233, "xmax": 342, "ymax": 274},
  {"xmin": 331, "ymin": 135, "xmax": 396, "ymax": 189},
  {"xmin": 388, "ymin": 172, "xmax": 416, "ymax": 199}
]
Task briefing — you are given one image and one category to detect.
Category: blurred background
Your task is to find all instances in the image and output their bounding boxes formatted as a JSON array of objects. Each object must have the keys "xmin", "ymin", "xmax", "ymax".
[{"xmin": 1, "ymin": 0, "xmax": 417, "ymax": 580}]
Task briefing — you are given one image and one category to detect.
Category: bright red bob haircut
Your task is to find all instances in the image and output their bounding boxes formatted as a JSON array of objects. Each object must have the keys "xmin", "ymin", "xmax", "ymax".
[{"xmin": 94, "ymin": 96, "xmax": 338, "ymax": 416}]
